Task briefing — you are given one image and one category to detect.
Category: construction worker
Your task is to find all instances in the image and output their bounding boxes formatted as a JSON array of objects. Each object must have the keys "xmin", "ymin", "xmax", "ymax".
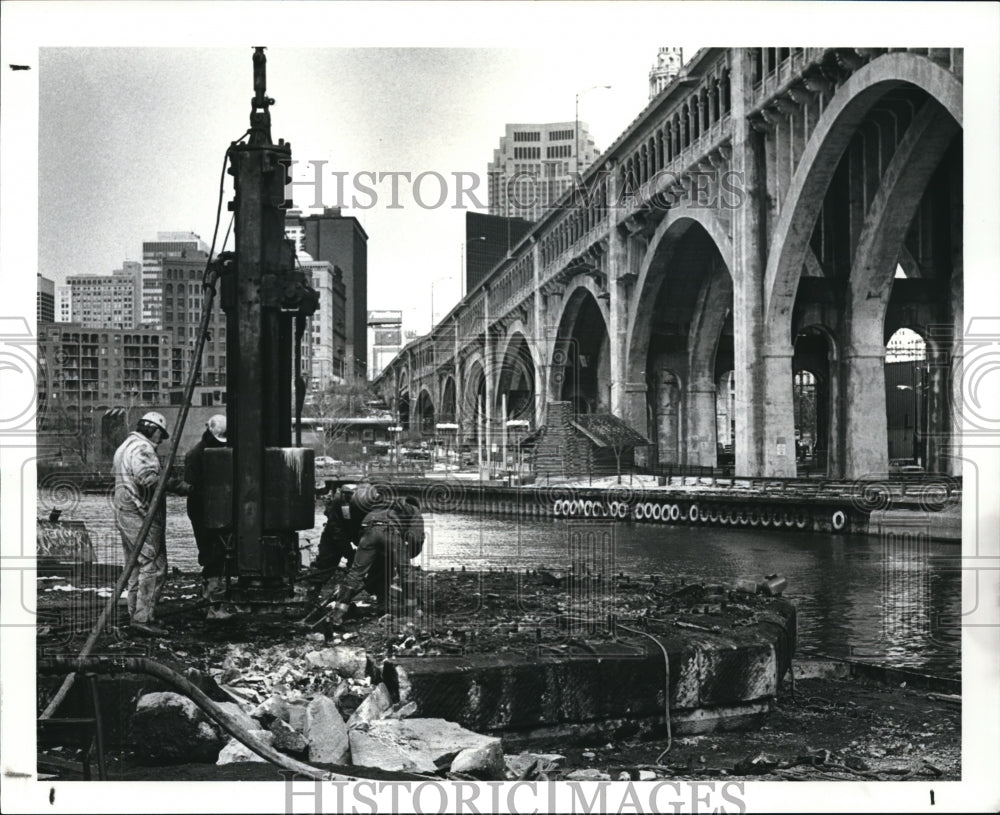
[
  {"xmin": 112, "ymin": 411, "xmax": 172, "ymax": 636},
  {"xmin": 312, "ymin": 496, "xmax": 426, "ymax": 629},
  {"xmin": 304, "ymin": 478, "xmax": 382, "ymax": 596},
  {"xmin": 175, "ymin": 414, "xmax": 233, "ymax": 620}
]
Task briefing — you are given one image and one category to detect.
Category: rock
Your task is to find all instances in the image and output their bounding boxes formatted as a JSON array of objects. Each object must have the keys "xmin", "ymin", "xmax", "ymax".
[
  {"xmin": 733, "ymin": 752, "xmax": 779, "ymax": 776},
  {"xmin": 385, "ymin": 701, "xmax": 418, "ymax": 720},
  {"xmin": 270, "ymin": 718, "xmax": 308, "ymax": 756},
  {"xmin": 450, "ymin": 742, "xmax": 506, "ymax": 780},
  {"xmin": 504, "ymin": 752, "xmax": 565, "ymax": 778},
  {"xmin": 286, "ymin": 699, "xmax": 310, "ymax": 732},
  {"xmin": 306, "ymin": 695, "xmax": 350, "ymax": 765},
  {"xmin": 349, "ymin": 718, "xmax": 501, "ymax": 774},
  {"xmin": 567, "ymin": 769, "xmax": 611, "ymax": 781},
  {"xmin": 638, "ymin": 769, "xmax": 657, "ymax": 781},
  {"xmin": 347, "ymin": 683, "xmax": 393, "ymax": 728},
  {"xmin": 217, "ymin": 730, "xmax": 274, "ymax": 764},
  {"xmin": 216, "ymin": 701, "xmax": 258, "ymax": 733},
  {"xmin": 303, "ymin": 646, "xmax": 367, "ymax": 679},
  {"xmin": 251, "ymin": 694, "xmax": 289, "ymax": 727},
  {"xmin": 131, "ymin": 691, "xmax": 224, "ymax": 764}
]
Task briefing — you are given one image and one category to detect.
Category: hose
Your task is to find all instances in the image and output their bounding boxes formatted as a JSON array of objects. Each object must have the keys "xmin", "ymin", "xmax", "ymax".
[
  {"xmin": 618, "ymin": 623, "xmax": 672, "ymax": 759},
  {"xmin": 38, "ymin": 655, "xmax": 357, "ymax": 781},
  {"xmin": 41, "ymin": 138, "xmax": 244, "ymax": 721}
]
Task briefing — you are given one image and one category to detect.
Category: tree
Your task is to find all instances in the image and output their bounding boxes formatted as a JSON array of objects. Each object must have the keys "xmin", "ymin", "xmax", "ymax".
[{"xmin": 304, "ymin": 377, "xmax": 382, "ymax": 457}]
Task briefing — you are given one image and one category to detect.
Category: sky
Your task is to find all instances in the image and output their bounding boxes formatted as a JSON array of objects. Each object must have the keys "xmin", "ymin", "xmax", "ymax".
[{"xmin": 37, "ymin": 42, "xmax": 697, "ymax": 335}]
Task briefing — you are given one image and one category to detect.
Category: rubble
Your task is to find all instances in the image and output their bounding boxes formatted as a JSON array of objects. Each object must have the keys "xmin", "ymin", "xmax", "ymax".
[
  {"xmin": 216, "ymin": 731, "xmax": 274, "ymax": 765},
  {"xmin": 347, "ymin": 683, "xmax": 393, "ymax": 728},
  {"xmin": 269, "ymin": 718, "xmax": 308, "ymax": 756},
  {"xmin": 349, "ymin": 718, "xmax": 502, "ymax": 775},
  {"xmin": 450, "ymin": 742, "xmax": 506, "ymax": 780},
  {"xmin": 305, "ymin": 695, "xmax": 350, "ymax": 765}
]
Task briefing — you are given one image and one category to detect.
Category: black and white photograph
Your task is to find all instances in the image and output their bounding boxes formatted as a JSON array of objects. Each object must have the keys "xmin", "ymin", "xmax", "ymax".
[{"xmin": 2, "ymin": 2, "xmax": 998, "ymax": 812}]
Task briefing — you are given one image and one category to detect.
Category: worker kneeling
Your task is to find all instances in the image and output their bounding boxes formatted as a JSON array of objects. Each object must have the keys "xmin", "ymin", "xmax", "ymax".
[{"xmin": 318, "ymin": 496, "xmax": 425, "ymax": 628}]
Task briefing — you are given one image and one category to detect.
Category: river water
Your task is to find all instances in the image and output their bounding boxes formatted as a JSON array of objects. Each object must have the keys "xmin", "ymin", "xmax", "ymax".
[{"xmin": 40, "ymin": 490, "xmax": 962, "ymax": 678}]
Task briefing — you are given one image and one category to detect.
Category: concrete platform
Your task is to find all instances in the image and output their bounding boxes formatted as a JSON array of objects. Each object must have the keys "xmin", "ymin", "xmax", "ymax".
[{"xmin": 381, "ymin": 599, "xmax": 795, "ymax": 739}]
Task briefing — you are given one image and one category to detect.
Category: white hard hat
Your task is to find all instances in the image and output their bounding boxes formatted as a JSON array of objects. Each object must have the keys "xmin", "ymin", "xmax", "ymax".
[
  {"xmin": 139, "ymin": 411, "xmax": 169, "ymax": 439},
  {"xmin": 207, "ymin": 414, "xmax": 227, "ymax": 443}
]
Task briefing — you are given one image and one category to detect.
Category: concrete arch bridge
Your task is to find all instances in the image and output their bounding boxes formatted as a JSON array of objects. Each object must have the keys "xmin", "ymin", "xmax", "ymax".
[{"xmin": 374, "ymin": 48, "xmax": 963, "ymax": 479}]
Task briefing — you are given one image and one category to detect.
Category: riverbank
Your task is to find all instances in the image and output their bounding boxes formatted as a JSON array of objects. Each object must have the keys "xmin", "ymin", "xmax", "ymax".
[{"xmin": 36, "ymin": 568, "xmax": 959, "ymax": 782}]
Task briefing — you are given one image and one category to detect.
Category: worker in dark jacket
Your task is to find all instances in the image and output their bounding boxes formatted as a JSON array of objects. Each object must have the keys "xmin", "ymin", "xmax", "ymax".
[
  {"xmin": 304, "ymin": 479, "xmax": 385, "ymax": 599},
  {"xmin": 179, "ymin": 414, "xmax": 231, "ymax": 620},
  {"xmin": 308, "ymin": 496, "xmax": 425, "ymax": 628}
]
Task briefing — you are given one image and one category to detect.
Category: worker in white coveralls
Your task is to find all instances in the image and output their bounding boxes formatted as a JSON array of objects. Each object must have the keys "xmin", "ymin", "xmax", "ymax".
[{"xmin": 112, "ymin": 411, "xmax": 175, "ymax": 636}]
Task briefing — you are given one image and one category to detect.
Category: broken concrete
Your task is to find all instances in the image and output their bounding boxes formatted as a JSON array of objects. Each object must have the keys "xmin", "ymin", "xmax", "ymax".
[
  {"xmin": 131, "ymin": 691, "xmax": 224, "ymax": 764},
  {"xmin": 450, "ymin": 741, "xmax": 506, "ymax": 780},
  {"xmin": 347, "ymin": 683, "xmax": 393, "ymax": 729},
  {"xmin": 216, "ymin": 730, "xmax": 274, "ymax": 765},
  {"xmin": 304, "ymin": 646, "xmax": 368, "ymax": 679},
  {"xmin": 305, "ymin": 695, "xmax": 350, "ymax": 765},
  {"xmin": 348, "ymin": 718, "xmax": 501, "ymax": 775},
  {"xmin": 269, "ymin": 718, "xmax": 308, "ymax": 756}
]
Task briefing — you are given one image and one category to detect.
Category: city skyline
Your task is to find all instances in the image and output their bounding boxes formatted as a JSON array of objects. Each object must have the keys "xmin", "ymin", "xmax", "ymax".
[{"xmin": 35, "ymin": 41, "xmax": 698, "ymax": 337}]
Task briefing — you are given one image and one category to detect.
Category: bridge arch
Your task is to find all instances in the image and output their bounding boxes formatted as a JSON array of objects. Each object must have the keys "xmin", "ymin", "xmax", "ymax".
[
  {"xmin": 551, "ymin": 283, "xmax": 611, "ymax": 414},
  {"xmin": 496, "ymin": 328, "xmax": 541, "ymax": 427},
  {"xmin": 764, "ymin": 52, "xmax": 962, "ymax": 343},
  {"xmin": 439, "ymin": 374, "xmax": 457, "ymax": 424},
  {"xmin": 414, "ymin": 388, "xmax": 435, "ymax": 436},
  {"xmin": 625, "ymin": 207, "xmax": 734, "ymax": 468},
  {"xmin": 763, "ymin": 52, "xmax": 961, "ymax": 478}
]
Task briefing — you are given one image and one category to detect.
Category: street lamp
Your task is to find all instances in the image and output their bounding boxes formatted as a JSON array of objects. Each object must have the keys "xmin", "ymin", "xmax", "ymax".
[
  {"xmin": 430, "ymin": 275, "xmax": 454, "ymax": 331},
  {"xmin": 575, "ymin": 85, "xmax": 612, "ymax": 175}
]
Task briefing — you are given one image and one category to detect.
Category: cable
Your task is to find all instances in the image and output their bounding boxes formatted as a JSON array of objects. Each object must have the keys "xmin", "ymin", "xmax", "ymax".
[{"xmin": 618, "ymin": 623, "xmax": 672, "ymax": 759}]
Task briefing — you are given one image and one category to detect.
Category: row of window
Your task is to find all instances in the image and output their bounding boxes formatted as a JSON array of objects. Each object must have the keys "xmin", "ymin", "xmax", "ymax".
[
  {"xmin": 513, "ymin": 131, "xmax": 541, "ymax": 142},
  {"xmin": 546, "ymin": 145, "xmax": 572, "ymax": 158},
  {"xmin": 513, "ymin": 146, "xmax": 541, "ymax": 159}
]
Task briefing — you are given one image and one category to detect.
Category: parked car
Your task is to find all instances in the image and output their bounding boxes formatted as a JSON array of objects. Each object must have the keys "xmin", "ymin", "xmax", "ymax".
[{"xmin": 314, "ymin": 455, "xmax": 344, "ymax": 469}]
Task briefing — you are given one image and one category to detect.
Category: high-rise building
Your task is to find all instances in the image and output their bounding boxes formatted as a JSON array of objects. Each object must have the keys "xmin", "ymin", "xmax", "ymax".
[
  {"xmin": 286, "ymin": 208, "xmax": 368, "ymax": 381},
  {"xmin": 66, "ymin": 262, "xmax": 143, "ymax": 328},
  {"xmin": 464, "ymin": 212, "xmax": 534, "ymax": 294},
  {"xmin": 649, "ymin": 47, "xmax": 684, "ymax": 100},
  {"xmin": 488, "ymin": 121, "xmax": 599, "ymax": 222},
  {"xmin": 159, "ymin": 250, "xmax": 231, "ymax": 406},
  {"xmin": 141, "ymin": 231, "xmax": 210, "ymax": 328},
  {"xmin": 38, "ymin": 322, "xmax": 175, "ymax": 422},
  {"xmin": 37, "ymin": 274, "xmax": 55, "ymax": 324},
  {"xmin": 56, "ymin": 285, "xmax": 72, "ymax": 323},
  {"xmin": 299, "ymin": 254, "xmax": 347, "ymax": 392}
]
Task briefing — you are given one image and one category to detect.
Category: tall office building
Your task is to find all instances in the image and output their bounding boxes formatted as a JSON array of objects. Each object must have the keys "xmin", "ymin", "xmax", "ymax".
[
  {"xmin": 159, "ymin": 250, "xmax": 230, "ymax": 405},
  {"xmin": 37, "ymin": 274, "xmax": 55, "ymax": 324},
  {"xmin": 487, "ymin": 121, "xmax": 599, "ymax": 222},
  {"xmin": 464, "ymin": 212, "xmax": 534, "ymax": 294},
  {"xmin": 649, "ymin": 47, "xmax": 684, "ymax": 100},
  {"xmin": 56, "ymin": 285, "xmax": 72, "ymax": 323},
  {"xmin": 286, "ymin": 208, "xmax": 368, "ymax": 381},
  {"xmin": 66, "ymin": 262, "xmax": 143, "ymax": 328},
  {"xmin": 141, "ymin": 231, "xmax": 210, "ymax": 328},
  {"xmin": 299, "ymin": 254, "xmax": 347, "ymax": 392}
]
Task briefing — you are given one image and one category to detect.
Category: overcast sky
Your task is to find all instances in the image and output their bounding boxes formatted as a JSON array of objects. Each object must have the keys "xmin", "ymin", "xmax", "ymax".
[{"xmin": 37, "ymin": 41, "xmax": 697, "ymax": 334}]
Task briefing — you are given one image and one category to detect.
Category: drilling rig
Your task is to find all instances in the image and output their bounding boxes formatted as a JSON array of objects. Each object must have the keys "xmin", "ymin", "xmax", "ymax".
[{"xmin": 201, "ymin": 48, "xmax": 319, "ymax": 603}]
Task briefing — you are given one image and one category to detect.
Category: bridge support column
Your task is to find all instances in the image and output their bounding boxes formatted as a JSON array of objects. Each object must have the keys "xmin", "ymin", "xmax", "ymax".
[
  {"xmin": 843, "ymin": 343, "xmax": 889, "ymax": 478},
  {"xmin": 730, "ymin": 48, "xmax": 767, "ymax": 476},
  {"xmin": 685, "ymin": 379, "xmax": 718, "ymax": 467},
  {"xmin": 607, "ymin": 163, "xmax": 631, "ymax": 422},
  {"xmin": 762, "ymin": 346, "xmax": 797, "ymax": 477},
  {"xmin": 624, "ymin": 382, "xmax": 649, "ymax": 467}
]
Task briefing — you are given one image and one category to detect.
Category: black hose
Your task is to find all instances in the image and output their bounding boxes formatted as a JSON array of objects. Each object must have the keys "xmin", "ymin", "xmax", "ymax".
[{"xmin": 39, "ymin": 655, "xmax": 358, "ymax": 781}]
